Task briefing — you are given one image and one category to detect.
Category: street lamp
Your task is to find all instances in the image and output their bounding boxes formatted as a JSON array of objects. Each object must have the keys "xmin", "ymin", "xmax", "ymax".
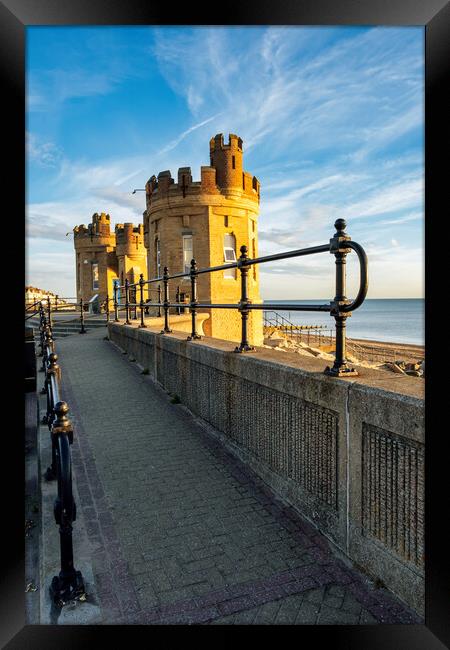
[{"xmin": 132, "ymin": 189, "xmax": 146, "ymax": 194}]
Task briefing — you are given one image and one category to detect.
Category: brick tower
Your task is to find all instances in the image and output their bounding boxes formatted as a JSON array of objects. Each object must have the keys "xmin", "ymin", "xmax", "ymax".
[
  {"xmin": 114, "ymin": 222, "xmax": 147, "ymax": 287},
  {"xmin": 143, "ymin": 133, "xmax": 263, "ymax": 345},
  {"xmin": 73, "ymin": 213, "xmax": 147, "ymax": 304}
]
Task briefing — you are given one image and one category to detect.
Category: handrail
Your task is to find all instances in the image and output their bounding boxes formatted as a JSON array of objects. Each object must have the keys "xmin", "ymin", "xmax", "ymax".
[
  {"xmin": 34, "ymin": 300, "xmax": 85, "ymax": 606},
  {"xmin": 111, "ymin": 218, "xmax": 368, "ymax": 376},
  {"xmin": 341, "ymin": 240, "xmax": 369, "ymax": 313}
]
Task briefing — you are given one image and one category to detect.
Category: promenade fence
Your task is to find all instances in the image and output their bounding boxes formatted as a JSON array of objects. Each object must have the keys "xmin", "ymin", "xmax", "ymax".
[{"xmin": 113, "ymin": 219, "xmax": 369, "ymax": 378}]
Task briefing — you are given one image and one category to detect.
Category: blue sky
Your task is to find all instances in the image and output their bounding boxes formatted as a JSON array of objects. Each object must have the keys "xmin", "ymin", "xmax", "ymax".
[{"xmin": 26, "ymin": 26, "xmax": 424, "ymax": 299}]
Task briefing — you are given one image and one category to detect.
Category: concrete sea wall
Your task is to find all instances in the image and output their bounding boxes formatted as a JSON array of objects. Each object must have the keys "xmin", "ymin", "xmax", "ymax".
[{"xmin": 108, "ymin": 322, "xmax": 425, "ymax": 615}]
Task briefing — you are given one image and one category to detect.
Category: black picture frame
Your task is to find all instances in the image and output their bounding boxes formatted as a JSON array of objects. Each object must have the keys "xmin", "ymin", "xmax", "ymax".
[{"xmin": 4, "ymin": 0, "xmax": 448, "ymax": 647}]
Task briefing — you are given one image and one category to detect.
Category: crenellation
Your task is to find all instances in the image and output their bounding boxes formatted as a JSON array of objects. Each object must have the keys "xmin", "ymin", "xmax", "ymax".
[{"xmin": 177, "ymin": 166, "xmax": 192, "ymax": 187}]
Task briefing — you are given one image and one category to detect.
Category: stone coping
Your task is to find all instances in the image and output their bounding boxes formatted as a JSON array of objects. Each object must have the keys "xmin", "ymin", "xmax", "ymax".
[{"xmin": 111, "ymin": 320, "xmax": 424, "ymax": 402}]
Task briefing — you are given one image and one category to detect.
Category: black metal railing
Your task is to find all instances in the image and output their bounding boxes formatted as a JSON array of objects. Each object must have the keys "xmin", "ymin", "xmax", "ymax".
[
  {"xmin": 26, "ymin": 295, "xmax": 113, "ymax": 335},
  {"xmin": 29, "ymin": 300, "xmax": 86, "ymax": 606},
  {"xmin": 113, "ymin": 219, "xmax": 368, "ymax": 376}
]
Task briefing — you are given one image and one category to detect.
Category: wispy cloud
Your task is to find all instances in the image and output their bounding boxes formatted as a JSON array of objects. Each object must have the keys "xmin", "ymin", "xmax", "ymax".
[{"xmin": 158, "ymin": 113, "xmax": 223, "ymax": 156}]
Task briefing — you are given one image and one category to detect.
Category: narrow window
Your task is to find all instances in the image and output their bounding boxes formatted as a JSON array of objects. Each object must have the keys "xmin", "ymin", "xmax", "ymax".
[
  {"xmin": 224, "ymin": 215, "xmax": 228, "ymax": 227},
  {"xmin": 92, "ymin": 262, "xmax": 99, "ymax": 290},
  {"xmin": 155, "ymin": 239, "xmax": 161, "ymax": 277},
  {"xmin": 182, "ymin": 234, "xmax": 193, "ymax": 275},
  {"xmin": 232, "ymin": 155, "xmax": 235, "ymax": 169},
  {"xmin": 224, "ymin": 233, "xmax": 237, "ymax": 279}
]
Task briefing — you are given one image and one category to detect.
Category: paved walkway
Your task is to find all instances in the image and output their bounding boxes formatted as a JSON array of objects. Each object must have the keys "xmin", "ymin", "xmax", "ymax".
[{"xmin": 55, "ymin": 328, "xmax": 421, "ymax": 625}]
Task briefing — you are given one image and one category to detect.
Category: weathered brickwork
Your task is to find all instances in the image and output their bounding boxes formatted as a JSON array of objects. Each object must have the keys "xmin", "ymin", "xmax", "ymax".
[{"xmin": 361, "ymin": 424, "xmax": 424, "ymax": 568}]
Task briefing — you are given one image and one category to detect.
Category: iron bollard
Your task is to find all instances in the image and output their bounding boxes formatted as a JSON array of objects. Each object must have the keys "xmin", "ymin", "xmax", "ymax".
[
  {"xmin": 325, "ymin": 219, "xmax": 358, "ymax": 377},
  {"xmin": 139, "ymin": 274, "xmax": 147, "ymax": 328},
  {"xmin": 124, "ymin": 279, "xmax": 131, "ymax": 325},
  {"xmin": 187, "ymin": 258, "xmax": 201, "ymax": 341},
  {"xmin": 49, "ymin": 401, "xmax": 86, "ymax": 607},
  {"xmin": 113, "ymin": 283, "xmax": 119, "ymax": 322},
  {"xmin": 161, "ymin": 267, "xmax": 172, "ymax": 333},
  {"xmin": 235, "ymin": 245, "xmax": 255, "ymax": 353},
  {"xmin": 79, "ymin": 299, "xmax": 86, "ymax": 334}
]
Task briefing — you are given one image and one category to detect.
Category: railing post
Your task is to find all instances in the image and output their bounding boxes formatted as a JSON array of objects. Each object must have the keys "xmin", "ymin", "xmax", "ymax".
[
  {"xmin": 55, "ymin": 294, "xmax": 58, "ymax": 312},
  {"xmin": 325, "ymin": 219, "xmax": 358, "ymax": 377},
  {"xmin": 47, "ymin": 295, "xmax": 52, "ymax": 331},
  {"xmin": 79, "ymin": 299, "xmax": 86, "ymax": 334},
  {"xmin": 43, "ymin": 352, "xmax": 60, "ymax": 481},
  {"xmin": 187, "ymin": 258, "xmax": 201, "ymax": 341},
  {"xmin": 157, "ymin": 284, "xmax": 162, "ymax": 317},
  {"xmin": 161, "ymin": 267, "xmax": 172, "ymax": 333},
  {"xmin": 235, "ymin": 245, "xmax": 255, "ymax": 353},
  {"xmin": 105, "ymin": 292, "xmax": 110, "ymax": 324},
  {"xmin": 131, "ymin": 285, "xmax": 137, "ymax": 320},
  {"xmin": 124, "ymin": 279, "xmax": 131, "ymax": 325},
  {"xmin": 49, "ymin": 401, "xmax": 85, "ymax": 606},
  {"xmin": 41, "ymin": 325, "xmax": 53, "ymax": 375},
  {"xmin": 113, "ymin": 283, "xmax": 119, "ymax": 322},
  {"xmin": 176, "ymin": 285, "xmax": 180, "ymax": 315},
  {"xmin": 139, "ymin": 274, "xmax": 147, "ymax": 328}
]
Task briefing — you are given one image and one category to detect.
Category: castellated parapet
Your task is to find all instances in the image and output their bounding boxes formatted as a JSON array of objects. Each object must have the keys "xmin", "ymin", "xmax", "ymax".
[
  {"xmin": 143, "ymin": 133, "xmax": 263, "ymax": 345},
  {"xmin": 73, "ymin": 213, "xmax": 147, "ymax": 304},
  {"xmin": 73, "ymin": 212, "xmax": 116, "ymax": 249}
]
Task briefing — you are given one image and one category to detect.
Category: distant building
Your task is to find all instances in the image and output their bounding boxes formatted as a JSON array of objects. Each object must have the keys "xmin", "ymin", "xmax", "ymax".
[
  {"xmin": 73, "ymin": 212, "xmax": 147, "ymax": 304},
  {"xmin": 25, "ymin": 286, "xmax": 58, "ymax": 305},
  {"xmin": 143, "ymin": 133, "xmax": 263, "ymax": 346}
]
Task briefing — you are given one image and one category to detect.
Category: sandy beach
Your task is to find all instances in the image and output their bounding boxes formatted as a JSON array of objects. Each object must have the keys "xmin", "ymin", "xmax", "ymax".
[{"xmin": 346, "ymin": 337, "xmax": 425, "ymax": 363}]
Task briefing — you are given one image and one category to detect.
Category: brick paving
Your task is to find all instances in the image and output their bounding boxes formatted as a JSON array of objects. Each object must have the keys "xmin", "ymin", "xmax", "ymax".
[{"xmin": 55, "ymin": 328, "xmax": 422, "ymax": 625}]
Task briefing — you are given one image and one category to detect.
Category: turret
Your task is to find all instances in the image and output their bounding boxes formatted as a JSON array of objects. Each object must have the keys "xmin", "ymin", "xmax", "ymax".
[
  {"xmin": 73, "ymin": 212, "xmax": 118, "ymax": 304},
  {"xmin": 209, "ymin": 133, "xmax": 244, "ymax": 194},
  {"xmin": 115, "ymin": 222, "xmax": 145, "ymax": 258},
  {"xmin": 73, "ymin": 212, "xmax": 115, "ymax": 249}
]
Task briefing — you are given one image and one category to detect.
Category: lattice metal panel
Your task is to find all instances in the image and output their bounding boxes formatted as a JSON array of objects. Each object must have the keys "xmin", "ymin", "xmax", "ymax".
[{"xmin": 362, "ymin": 424, "xmax": 424, "ymax": 568}]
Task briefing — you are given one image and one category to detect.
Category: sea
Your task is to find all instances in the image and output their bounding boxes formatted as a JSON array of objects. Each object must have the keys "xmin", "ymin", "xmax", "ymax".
[{"xmin": 263, "ymin": 299, "xmax": 424, "ymax": 346}]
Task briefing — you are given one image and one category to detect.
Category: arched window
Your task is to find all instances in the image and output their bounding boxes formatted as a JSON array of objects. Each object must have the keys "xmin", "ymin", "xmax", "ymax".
[{"xmin": 155, "ymin": 239, "xmax": 161, "ymax": 277}]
